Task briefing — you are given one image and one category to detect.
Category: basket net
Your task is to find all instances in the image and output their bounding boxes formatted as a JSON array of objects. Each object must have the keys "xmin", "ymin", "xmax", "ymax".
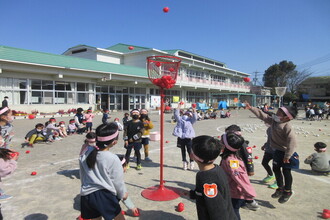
[
  {"xmin": 147, "ymin": 56, "xmax": 181, "ymax": 89},
  {"xmin": 275, "ymin": 87, "xmax": 287, "ymax": 97}
]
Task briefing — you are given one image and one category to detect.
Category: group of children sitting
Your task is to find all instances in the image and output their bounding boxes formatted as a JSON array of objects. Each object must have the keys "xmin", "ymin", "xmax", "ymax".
[{"xmin": 196, "ymin": 109, "xmax": 231, "ymax": 120}]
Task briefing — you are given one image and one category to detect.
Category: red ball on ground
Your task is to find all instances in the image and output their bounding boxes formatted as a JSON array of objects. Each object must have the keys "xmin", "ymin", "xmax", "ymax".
[
  {"xmin": 253, "ymin": 145, "xmax": 257, "ymax": 148},
  {"xmin": 133, "ymin": 209, "xmax": 140, "ymax": 217},
  {"xmin": 31, "ymin": 171, "xmax": 37, "ymax": 175},
  {"xmin": 254, "ymin": 156, "xmax": 259, "ymax": 159},
  {"xmin": 177, "ymin": 202, "xmax": 184, "ymax": 212},
  {"xmin": 121, "ymin": 210, "xmax": 126, "ymax": 215},
  {"xmin": 163, "ymin": 7, "xmax": 169, "ymax": 13},
  {"xmin": 128, "ymin": 46, "xmax": 134, "ymax": 50},
  {"xmin": 28, "ymin": 114, "xmax": 35, "ymax": 119},
  {"xmin": 165, "ymin": 141, "xmax": 169, "ymax": 143},
  {"xmin": 26, "ymin": 150, "xmax": 30, "ymax": 154}
]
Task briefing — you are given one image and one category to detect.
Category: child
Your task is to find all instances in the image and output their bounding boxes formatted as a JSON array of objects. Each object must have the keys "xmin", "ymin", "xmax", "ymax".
[
  {"xmin": 140, "ymin": 109, "xmax": 154, "ymax": 162},
  {"xmin": 79, "ymin": 122, "xmax": 126, "ymax": 220},
  {"xmin": 79, "ymin": 132, "xmax": 96, "ymax": 156},
  {"xmin": 84, "ymin": 109, "xmax": 94, "ymax": 132},
  {"xmin": 102, "ymin": 109, "xmax": 110, "ymax": 124},
  {"xmin": 75, "ymin": 108, "xmax": 86, "ymax": 134},
  {"xmin": 220, "ymin": 109, "xmax": 226, "ymax": 118},
  {"xmin": 220, "ymin": 132, "xmax": 258, "ymax": 220},
  {"xmin": 304, "ymin": 142, "xmax": 330, "ymax": 175},
  {"xmin": 173, "ymin": 103, "xmax": 198, "ymax": 170},
  {"xmin": 114, "ymin": 118, "xmax": 124, "ymax": 131},
  {"xmin": 122, "ymin": 113, "xmax": 130, "ymax": 129},
  {"xmin": 0, "ymin": 107, "xmax": 14, "ymax": 149},
  {"xmin": 0, "ymin": 148, "xmax": 18, "ymax": 201},
  {"xmin": 225, "ymin": 110, "xmax": 231, "ymax": 118},
  {"xmin": 245, "ymin": 101, "xmax": 299, "ymax": 203},
  {"xmin": 210, "ymin": 109, "xmax": 217, "ymax": 119},
  {"xmin": 67, "ymin": 119, "xmax": 77, "ymax": 135},
  {"xmin": 124, "ymin": 109, "xmax": 145, "ymax": 170},
  {"xmin": 25, "ymin": 123, "xmax": 47, "ymax": 147},
  {"xmin": 58, "ymin": 121, "xmax": 68, "ymax": 137},
  {"xmin": 190, "ymin": 135, "xmax": 237, "ymax": 220},
  {"xmin": 45, "ymin": 118, "xmax": 61, "ymax": 141},
  {"xmin": 261, "ymin": 127, "xmax": 277, "ymax": 189}
]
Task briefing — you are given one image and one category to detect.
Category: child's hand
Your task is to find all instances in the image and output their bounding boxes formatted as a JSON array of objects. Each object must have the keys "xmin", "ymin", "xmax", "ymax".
[
  {"xmin": 244, "ymin": 101, "xmax": 251, "ymax": 109},
  {"xmin": 123, "ymin": 192, "xmax": 128, "ymax": 200},
  {"xmin": 283, "ymin": 158, "xmax": 290, "ymax": 163}
]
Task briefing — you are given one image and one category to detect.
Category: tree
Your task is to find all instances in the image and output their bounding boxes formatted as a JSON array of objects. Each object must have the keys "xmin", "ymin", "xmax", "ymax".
[{"xmin": 263, "ymin": 60, "xmax": 311, "ymax": 96}]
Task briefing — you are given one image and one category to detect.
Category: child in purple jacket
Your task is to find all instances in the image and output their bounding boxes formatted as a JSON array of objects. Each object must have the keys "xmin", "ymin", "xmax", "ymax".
[
  {"xmin": 172, "ymin": 103, "xmax": 198, "ymax": 170},
  {"xmin": 220, "ymin": 132, "xmax": 258, "ymax": 220}
]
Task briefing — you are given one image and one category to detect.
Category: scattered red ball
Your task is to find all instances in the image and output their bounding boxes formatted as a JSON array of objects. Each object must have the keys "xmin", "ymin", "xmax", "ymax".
[
  {"xmin": 31, "ymin": 171, "xmax": 37, "ymax": 175},
  {"xmin": 177, "ymin": 202, "xmax": 184, "ymax": 212},
  {"xmin": 254, "ymin": 156, "xmax": 259, "ymax": 159},
  {"xmin": 217, "ymin": 136, "xmax": 221, "ymax": 138},
  {"xmin": 28, "ymin": 114, "xmax": 35, "ymax": 119},
  {"xmin": 192, "ymin": 103, "xmax": 197, "ymax": 108},
  {"xmin": 179, "ymin": 101, "xmax": 184, "ymax": 105},
  {"xmin": 322, "ymin": 212, "xmax": 330, "ymax": 219},
  {"xmin": 253, "ymin": 145, "xmax": 257, "ymax": 148},
  {"xmin": 155, "ymin": 62, "xmax": 161, "ymax": 67},
  {"xmin": 163, "ymin": 7, "xmax": 169, "ymax": 13},
  {"xmin": 133, "ymin": 209, "xmax": 140, "ymax": 217},
  {"xmin": 121, "ymin": 210, "xmax": 126, "ymax": 215},
  {"xmin": 165, "ymin": 141, "xmax": 169, "ymax": 143},
  {"xmin": 128, "ymin": 46, "xmax": 134, "ymax": 50},
  {"xmin": 26, "ymin": 150, "xmax": 30, "ymax": 154},
  {"xmin": 243, "ymin": 77, "xmax": 251, "ymax": 82}
]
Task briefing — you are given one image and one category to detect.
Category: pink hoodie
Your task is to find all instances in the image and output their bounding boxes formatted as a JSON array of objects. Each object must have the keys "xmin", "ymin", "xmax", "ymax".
[{"xmin": 220, "ymin": 154, "xmax": 256, "ymax": 200}]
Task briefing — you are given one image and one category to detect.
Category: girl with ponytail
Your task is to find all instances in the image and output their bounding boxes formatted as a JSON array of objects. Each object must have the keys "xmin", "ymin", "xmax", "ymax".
[{"xmin": 79, "ymin": 122, "xmax": 126, "ymax": 220}]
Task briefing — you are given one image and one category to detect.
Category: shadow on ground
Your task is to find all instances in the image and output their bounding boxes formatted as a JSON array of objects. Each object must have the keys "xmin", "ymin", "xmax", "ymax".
[
  {"xmin": 24, "ymin": 213, "xmax": 48, "ymax": 220},
  {"xmin": 57, "ymin": 169, "xmax": 80, "ymax": 179}
]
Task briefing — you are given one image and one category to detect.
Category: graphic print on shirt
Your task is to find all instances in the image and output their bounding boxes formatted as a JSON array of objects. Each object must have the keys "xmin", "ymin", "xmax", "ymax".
[
  {"xmin": 203, "ymin": 183, "xmax": 218, "ymax": 198},
  {"xmin": 230, "ymin": 160, "xmax": 239, "ymax": 169}
]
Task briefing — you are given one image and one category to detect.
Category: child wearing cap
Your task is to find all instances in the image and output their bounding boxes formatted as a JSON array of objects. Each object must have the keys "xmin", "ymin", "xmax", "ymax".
[
  {"xmin": 58, "ymin": 121, "xmax": 68, "ymax": 137},
  {"xmin": 124, "ymin": 109, "xmax": 145, "ymax": 170},
  {"xmin": 84, "ymin": 109, "xmax": 95, "ymax": 133},
  {"xmin": 173, "ymin": 102, "xmax": 198, "ymax": 170},
  {"xmin": 220, "ymin": 132, "xmax": 258, "ymax": 220},
  {"xmin": 67, "ymin": 119, "xmax": 77, "ymax": 135},
  {"xmin": 190, "ymin": 135, "xmax": 237, "ymax": 220},
  {"xmin": 304, "ymin": 142, "xmax": 330, "ymax": 175},
  {"xmin": 140, "ymin": 109, "xmax": 154, "ymax": 162},
  {"xmin": 245, "ymin": 101, "xmax": 299, "ymax": 204}
]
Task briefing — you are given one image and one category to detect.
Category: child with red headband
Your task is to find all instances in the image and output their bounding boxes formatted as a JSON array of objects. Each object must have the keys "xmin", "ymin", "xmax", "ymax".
[
  {"xmin": 245, "ymin": 101, "xmax": 299, "ymax": 204},
  {"xmin": 0, "ymin": 107, "xmax": 14, "ymax": 149},
  {"xmin": 58, "ymin": 121, "xmax": 68, "ymax": 137},
  {"xmin": 220, "ymin": 132, "xmax": 257, "ymax": 220},
  {"xmin": 79, "ymin": 132, "xmax": 96, "ymax": 156},
  {"xmin": 304, "ymin": 142, "xmax": 329, "ymax": 175},
  {"xmin": 79, "ymin": 122, "xmax": 126, "ymax": 220},
  {"xmin": 190, "ymin": 135, "xmax": 237, "ymax": 220}
]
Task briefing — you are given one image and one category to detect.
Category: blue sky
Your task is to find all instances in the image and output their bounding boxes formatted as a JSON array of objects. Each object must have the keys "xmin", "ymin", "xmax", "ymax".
[{"xmin": 1, "ymin": 0, "xmax": 329, "ymax": 82}]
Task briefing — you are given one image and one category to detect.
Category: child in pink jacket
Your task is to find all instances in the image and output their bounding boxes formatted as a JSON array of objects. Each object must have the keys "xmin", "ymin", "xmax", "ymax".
[{"xmin": 220, "ymin": 132, "xmax": 258, "ymax": 220}]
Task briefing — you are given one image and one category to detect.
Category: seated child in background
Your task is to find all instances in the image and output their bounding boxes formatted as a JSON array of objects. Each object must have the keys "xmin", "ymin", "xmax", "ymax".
[
  {"xmin": 226, "ymin": 110, "xmax": 231, "ymax": 118},
  {"xmin": 220, "ymin": 109, "xmax": 226, "ymax": 118},
  {"xmin": 67, "ymin": 119, "xmax": 77, "ymax": 135},
  {"xmin": 220, "ymin": 132, "xmax": 259, "ymax": 220},
  {"xmin": 58, "ymin": 121, "xmax": 68, "ymax": 137},
  {"xmin": 304, "ymin": 142, "xmax": 330, "ymax": 175},
  {"xmin": 79, "ymin": 132, "xmax": 96, "ymax": 156},
  {"xmin": 25, "ymin": 123, "xmax": 47, "ymax": 147},
  {"xmin": 210, "ymin": 109, "xmax": 217, "ymax": 119},
  {"xmin": 45, "ymin": 118, "xmax": 61, "ymax": 140},
  {"xmin": 190, "ymin": 135, "xmax": 237, "ymax": 220}
]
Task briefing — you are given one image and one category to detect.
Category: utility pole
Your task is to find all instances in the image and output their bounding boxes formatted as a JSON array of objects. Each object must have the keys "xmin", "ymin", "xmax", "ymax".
[{"xmin": 252, "ymin": 70, "xmax": 260, "ymax": 86}]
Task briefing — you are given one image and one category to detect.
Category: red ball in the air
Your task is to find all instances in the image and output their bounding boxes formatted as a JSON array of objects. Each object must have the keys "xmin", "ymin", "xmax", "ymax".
[
  {"xmin": 128, "ymin": 46, "xmax": 134, "ymax": 50},
  {"xmin": 163, "ymin": 7, "xmax": 169, "ymax": 13},
  {"xmin": 192, "ymin": 103, "xmax": 197, "ymax": 108},
  {"xmin": 243, "ymin": 77, "xmax": 251, "ymax": 82}
]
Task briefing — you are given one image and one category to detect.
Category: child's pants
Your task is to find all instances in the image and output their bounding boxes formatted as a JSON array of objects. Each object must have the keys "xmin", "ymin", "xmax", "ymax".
[
  {"xmin": 125, "ymin": 142, "xmax": 142, "ymax": 165},
  {"xmin": 177, "ymin": 138, "xmax": 193, "ymax": 162},
  {"xmin": 262, "ymin": 152, "xmax": 274, "ymax": 176},
  {"xmin": 231, "ymin": 198, "xmax": 245, "ymax": 220},
  {"xmin": 29, "ymin": 135, "xmax": 45, "ymax": 145}
]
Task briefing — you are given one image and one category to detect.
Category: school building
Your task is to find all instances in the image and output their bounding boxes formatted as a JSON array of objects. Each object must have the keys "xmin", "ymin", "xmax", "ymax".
[{"xmin": 0, "ymin": 43, "xmax": 253, "ymax": 113}]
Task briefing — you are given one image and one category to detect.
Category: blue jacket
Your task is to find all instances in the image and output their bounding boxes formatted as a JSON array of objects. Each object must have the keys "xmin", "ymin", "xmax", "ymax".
[{"xmin": 172, "ymin": 109, "xmax": 197, "ymax": 139}]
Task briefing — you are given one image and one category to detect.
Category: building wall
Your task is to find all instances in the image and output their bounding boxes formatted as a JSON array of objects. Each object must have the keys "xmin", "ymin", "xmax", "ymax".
[
  {"xmin": 63, "ymin": 48, "xmax": 97, "ymax": 60},
  {"xmin": 96, "ymin": 51, "xmax": 122, "ymax": 64}
]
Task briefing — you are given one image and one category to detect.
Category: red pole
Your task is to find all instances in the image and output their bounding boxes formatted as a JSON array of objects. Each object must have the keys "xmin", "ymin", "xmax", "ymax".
[{"xmin": 159, "ymin": 88, "xmax": 164, "ymax": 188}]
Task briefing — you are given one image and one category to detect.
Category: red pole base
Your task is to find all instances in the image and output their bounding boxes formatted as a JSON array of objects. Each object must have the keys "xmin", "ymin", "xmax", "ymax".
[{"xmin": 141, "ymin": 185, "xmax": 180, "ymax": 201}]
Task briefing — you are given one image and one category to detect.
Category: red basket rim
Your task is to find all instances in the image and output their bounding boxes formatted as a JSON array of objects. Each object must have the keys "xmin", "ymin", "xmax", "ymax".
[{"xmin": 147, "ymin": 56, "xmax": 182, "ymax": 63}]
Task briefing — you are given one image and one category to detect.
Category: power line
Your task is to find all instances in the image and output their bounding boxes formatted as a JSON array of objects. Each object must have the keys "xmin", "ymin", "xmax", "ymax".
[{"xmin": 297, "ymin": 53, "xmax": 330, "ymax": 70}]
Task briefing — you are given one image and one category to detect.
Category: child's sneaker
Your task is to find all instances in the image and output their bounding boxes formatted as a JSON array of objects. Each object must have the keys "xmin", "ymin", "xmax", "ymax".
[
  {"xmin": 136, "ymin": 164, "xmax": 142, "ymax": 170},
  {"xmin": 145, "ymin": 157, "xmax": 152, "ymax": 162},
  {"xmin": 268, "ymin": 182, "xmax": 278, "ymax": 189},
  {"xmin": 242, "ymin": 200, "xmax": 260, "ymax": 211},
  {"xmin": 183, "ymin": 161, "xmax": 188, "ymax": 170},
  {"xmin": 262, "ymin": 175, "xmax": 275, "ymax": 183},
  {"xmin": 28, "ymin": 143, "xmax": 34, "ymax": 148},
  {"xmin": 189, "ymin": 161, "xmax": 195, "ymax": 170},
  {"xmin": 0, "ymin": 194, "xmax": 12, "ymax": 200},
  {"xmin": 271, "ymin": 188, "xmax": 283, "ymax": 198},
  {"xmin": 278, "ymin": 190, "xmax": 294, "ymax": 203}
]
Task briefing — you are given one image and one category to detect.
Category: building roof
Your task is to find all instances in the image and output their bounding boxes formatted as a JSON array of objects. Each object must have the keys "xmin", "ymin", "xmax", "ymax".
[
  {"xmin": 300, "ymin": 76, "xmax": 330, "ymax": 84},
  {"xmin": 106, "ymin": 43, "xmax": 151, "ymax": 53},
  {"xmin": 0, "ymin": 45, "xmax": 147, "ymax": 78}
]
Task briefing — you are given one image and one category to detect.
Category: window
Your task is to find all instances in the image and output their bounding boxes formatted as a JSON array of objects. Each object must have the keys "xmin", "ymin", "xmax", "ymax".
[
  {"xmin": 101, "ymin": 85, "xmax": 108, "ymax": 93},
  {"xmin": 72, "ymin": 48, "xmax": 87, "ymax": 54},
  {"xmin": 77, "ymin": 82, "xmax": 87, "ymax": 91},
  {"xmin": 31, "ymin": 91, "xmax": 42, "ymax": 104},
  {"xmin": 31, "ymin": 80, "xmax": 41, "ymax": 90},
  {"xmin": 77, "ymin": 93, "xmax": 88, "ymax": 104},
  {"xmin": 42, "ymin": 81, "xmax": 53, "ymax": 90},
  {"xmin": 55, "ymin": 81, "xmax": 72, "ymax": 91}
]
